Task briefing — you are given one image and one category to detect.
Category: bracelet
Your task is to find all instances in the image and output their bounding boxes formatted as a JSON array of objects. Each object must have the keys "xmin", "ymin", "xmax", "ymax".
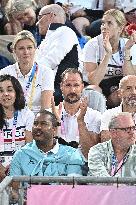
[{"xmin": 124, "ymin": 56, "xmax": 132, "ymax": 61}]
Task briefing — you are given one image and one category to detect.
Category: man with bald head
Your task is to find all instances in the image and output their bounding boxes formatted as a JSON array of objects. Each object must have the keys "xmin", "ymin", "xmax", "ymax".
[
  {"xmin": 100, "ymin": 75, "xmax": 136, "ymax": 142},
  {"xmin": 88, "ymin": 112, "xmax": 136, "ymax": 177},
  {"xmin": 36, "ymin": 4, "xmax": 81, "ymax": 105}
]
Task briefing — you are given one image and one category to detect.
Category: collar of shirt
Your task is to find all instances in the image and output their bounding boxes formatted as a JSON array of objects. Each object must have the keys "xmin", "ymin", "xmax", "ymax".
[
  {"xmin": 108, "ymin": 139, "xmax": 134, "ymax": 161},
  {"xmin": 49, "ymin": 23, "xmax": 66, "ymax": 31},
  {"xmin": 45, "ymin": 23, "xmax": 66, "ymax": 39},
  {"xmin": 40, "ymin": 141, "xmax": 60, "ymax": 155},
  {"xmin": 15, "ymin": 62, "xmax": 35, "ymax": 78},
  {"xmin": 62, "ymin": 103, "xmax": 81, "ymax": 118}
]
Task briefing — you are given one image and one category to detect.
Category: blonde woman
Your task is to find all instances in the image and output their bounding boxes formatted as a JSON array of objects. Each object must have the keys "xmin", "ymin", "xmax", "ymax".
[
  {"xmin": 0, "ymin": 30, "xmax": 54, "ymax": 115},
  {"xmin": 83, "ymin": 9, "xmax": 136, "ymax": 108}
]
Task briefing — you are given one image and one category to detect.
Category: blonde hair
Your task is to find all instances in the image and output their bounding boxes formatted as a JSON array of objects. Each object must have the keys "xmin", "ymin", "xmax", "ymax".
[
  {"xmin": 104, "ymin": 9, "xmax": 127, "ymax": 28},
  {"xmin": 12, "ymin": 30, "xmax": 37, "ymax": 49}
]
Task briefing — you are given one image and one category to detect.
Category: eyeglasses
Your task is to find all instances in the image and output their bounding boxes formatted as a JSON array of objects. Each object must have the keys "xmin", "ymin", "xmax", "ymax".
[
  {"xmin": 111, "ymin": 126, "xmax": 136, "ymax": 132},
  {"xmin": 38, "ymin": 12, "xmax": 56, "ymax": 20}
]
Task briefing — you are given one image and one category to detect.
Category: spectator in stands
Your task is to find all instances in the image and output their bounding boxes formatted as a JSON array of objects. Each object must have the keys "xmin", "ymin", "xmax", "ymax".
[
  {"xmin": 100, "ymin": 75, "xmax": 136, "ymax": 142},
  {"xmin": 0, "ymin": 0, "xmax": 9, "ymax": 34},
  {"xmin": 0, "ymin": 74, "xmax": 35, "ymax": 181},
  {"xmin": 35, "ymin": 0, "xmax": 53, "ymax": 8},
  {"xmin": 52, "ymin": 68, "xmax": 101, "ymax": 150},
  {"xmin": 72, "ymin": 17, "xmax": 90, "ymax": 49},
  {"xmin": 123, "ymin": 0, "xmax": 136, "ymax": 24},
  {"xmin": 88, "ymin": 112, "xmax": 136, "ymax": 177},
  {"xmin": 10, "ymin": 110, "xmax": 85, "ymax": 177},
  {"xmin": 83, "ymin": 9, "xmax": 136, "ymax": 109},
  {"xmin": 0, "ymin": 30, "xmax": 54, "ymax": 115},
  {"xmin": 85, "ymin": 18, "xmax": 102, "ymax": 38},
  {"xmin": 103, "ymin": 0, "xmax": 124, "ymax": 11},
  {"xmin": 54, "ymin": 0, "xmax": 104, "ymax": 20},
  {"xmin": 77, "ymin": 0, "xmax": 125, "ymax": 40},
  {"xmin": 35, "ymin": 3, "xmax": 81, "ymax": 105},
  {"xmin": 4, "ymin": 0, "xmax": 42, "ymax": 45}
]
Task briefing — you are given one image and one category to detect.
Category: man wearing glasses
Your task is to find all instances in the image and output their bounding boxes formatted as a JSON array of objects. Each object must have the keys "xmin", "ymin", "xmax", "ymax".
[
  {"xmin": 88, "ymin": 112, "xmax": 136, "ymax": 177},
  {"xmin": 77, "ymin": 75, "xmax": 136, "ymax": 159},
  {"xmin": 35, "ymin": 4, "xmax": 81, "ymax": 105}
]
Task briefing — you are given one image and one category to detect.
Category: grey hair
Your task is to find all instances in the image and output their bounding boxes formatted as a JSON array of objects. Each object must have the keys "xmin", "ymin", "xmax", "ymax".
[
  {"xmin": 119, "ymin": 75, "xmax": 136, "ymax": 90},
  {"xmin": 40, "ymin": 4, "xmax": 66, "ymax": 23},
  {"xmin": 108, "ymin": 112, "xmax": 133, "ymax": 129},
  {"xmin": 5, "ymin": 0, "xmax": 37, "ymax": 19}
]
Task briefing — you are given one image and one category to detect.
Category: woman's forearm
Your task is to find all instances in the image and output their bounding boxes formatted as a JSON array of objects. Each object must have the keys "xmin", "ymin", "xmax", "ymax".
[{"xmin": 88, "ymin": 53, "xmax": 112, "ymax": 85}]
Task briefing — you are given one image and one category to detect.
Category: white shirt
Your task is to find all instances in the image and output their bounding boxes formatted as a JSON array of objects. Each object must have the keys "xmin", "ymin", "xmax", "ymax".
[
  {"xmin": 35, "ymin": 25, "xmax": 81, "ymax": 77},
  {"xmin": 58, "ymin": 104, "xmax": 101, "ymax": 142},
  {"xmin": 1, "ymin": 107, "xmax": 35, "ymax": 152},
  {"xmin": 100, "ymin": 104, "xmax": 136, "ymax": 131},
  {"xmin": 83, "ymin": 34, "xmax": 136, "ymax": 83},
  {"xmin": 0, "ymin": 62, "xmax": 54, "ymax": 114}
]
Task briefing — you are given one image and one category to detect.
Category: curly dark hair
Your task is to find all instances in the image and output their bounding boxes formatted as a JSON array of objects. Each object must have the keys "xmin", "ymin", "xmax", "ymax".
[{"xmin": 0, "ymin": 74, "xmax": 25, "ymax": 129}]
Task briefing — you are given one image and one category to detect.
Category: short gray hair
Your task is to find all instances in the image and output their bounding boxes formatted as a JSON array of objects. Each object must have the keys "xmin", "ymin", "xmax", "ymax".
[
  {"xmin": 119, "ymin": 75, "xmax": 136, "ymax": 90},
  {"xmin": 40, "ymin": 4, "xmax": 66, "ymax": 23},
  {"xmin": 109, "ymin": 112, "xmax": 133, "ymax": 129}
]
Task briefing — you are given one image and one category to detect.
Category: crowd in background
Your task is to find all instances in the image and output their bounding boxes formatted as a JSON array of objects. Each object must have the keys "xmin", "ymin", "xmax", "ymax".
[{"xmin": 0, "ymin": 0, "xmax": 136, "ymax": 203}]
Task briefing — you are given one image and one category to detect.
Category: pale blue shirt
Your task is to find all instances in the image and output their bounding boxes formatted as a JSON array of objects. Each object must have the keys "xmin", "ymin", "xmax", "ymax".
[{"xmin": 10, "ymin": 140, "xmax": 85, "ymax": 176}]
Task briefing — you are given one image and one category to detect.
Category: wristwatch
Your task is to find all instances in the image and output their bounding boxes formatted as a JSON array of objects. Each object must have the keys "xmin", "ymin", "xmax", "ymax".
[{"xmin": 124, "ymin": 56, "xmax": 132, "ymax": 61}]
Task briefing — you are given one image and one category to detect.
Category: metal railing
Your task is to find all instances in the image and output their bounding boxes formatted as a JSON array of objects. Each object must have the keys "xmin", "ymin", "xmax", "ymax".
[{"xmin": 1, "ymin": 176, "xmax": 136, "ymax": 205}]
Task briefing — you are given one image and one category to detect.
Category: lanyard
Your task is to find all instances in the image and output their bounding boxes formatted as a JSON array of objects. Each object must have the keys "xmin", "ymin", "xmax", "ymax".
[
  {"xmin": 16, "ymin": 62, "xmax": 38, "ymax": 109},
  {"xmin": 111, "ymin": 152, "xmax": 128, "ymax": 177},
  {"xmin": 27, "ymin": 63, "xmax": 38, "ymax": 109},
  {"xmin": 59, "ymin": 103, "xmax": 79, "ymax": 140},
  {"xmin": 0, "ymin": 111, "xmax": 18, "ymax": 152},
  {"xmin": 111, "ymin": 40, "xmax": 124, "ymax": 65},
  {"xmin": 25, "ymin": 62, "xmax": 37, "ymax": 94}
]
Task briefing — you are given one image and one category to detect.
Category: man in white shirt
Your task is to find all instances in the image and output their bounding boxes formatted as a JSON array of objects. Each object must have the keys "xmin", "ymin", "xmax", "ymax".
[
  {"xmin": 35, "ymin": 4, "xmax": 81, "ymax": 105},
  {"xmin": 100, "ymin": 75, "xmax": 136, "ymax": 142},
  {"xmin": 53, "ymin": 68, "xmax": 101, "ymax": 159}
]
